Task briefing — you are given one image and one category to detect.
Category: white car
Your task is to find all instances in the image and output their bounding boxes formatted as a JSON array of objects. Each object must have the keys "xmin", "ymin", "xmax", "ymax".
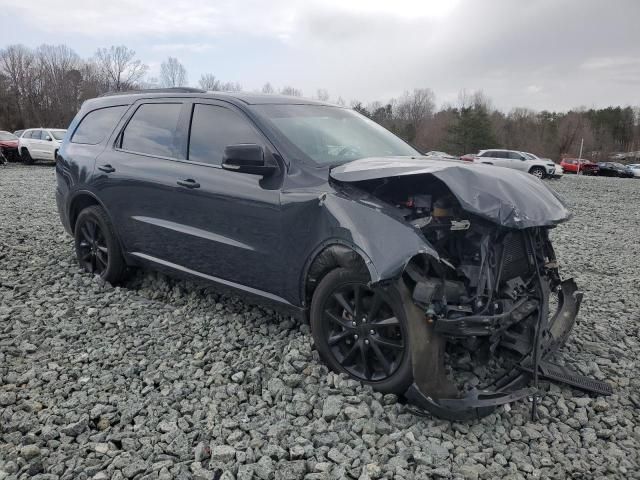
[
  {"xmin": 524, "ymin": 152, "xmax": 562, "ymax": 178},
  {"xmin": 474, "ymin": 149, "xmax": 557, "ymax": 179},
  {"xmin": 18, "ymin": 128, "xmax": 67, "ymax": 164},
  {"xmin": 627, "ymin": 164, "xmax": 640, "ymax": 178}
]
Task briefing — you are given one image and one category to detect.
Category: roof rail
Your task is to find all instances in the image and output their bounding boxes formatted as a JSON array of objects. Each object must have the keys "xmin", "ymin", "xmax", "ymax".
[{"xmin": 99, "ymin": 87, "xmax": 206, "ymax": 97}]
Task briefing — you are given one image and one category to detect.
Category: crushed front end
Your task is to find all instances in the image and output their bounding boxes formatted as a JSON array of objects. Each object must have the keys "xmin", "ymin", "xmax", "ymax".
[
  {"xmin": 329, "ymin": 159, "xmax": 613, "ymax": 420},
  {"xmin": 396, "ymin": 190, "xmax": 611, "ymax": 420}
]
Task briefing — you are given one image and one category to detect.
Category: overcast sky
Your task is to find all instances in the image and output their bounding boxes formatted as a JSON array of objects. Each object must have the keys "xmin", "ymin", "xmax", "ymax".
[{"xmin": 1, "ymin": 0, "xmax": 638, "ymax": 111}]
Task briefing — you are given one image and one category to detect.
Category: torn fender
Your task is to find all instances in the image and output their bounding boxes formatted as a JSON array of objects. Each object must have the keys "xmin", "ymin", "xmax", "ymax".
[
  {"xmin": 330, "ymin": 157, "xmax": 571, "ymax": 229},
  {"xmin": 319, "ymin": 191, "xmax": 439, "ymax": 281}
]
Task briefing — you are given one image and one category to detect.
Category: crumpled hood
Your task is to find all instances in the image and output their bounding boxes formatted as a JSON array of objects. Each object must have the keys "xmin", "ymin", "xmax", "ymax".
[{"xmin": 330, "ymin": 157, "xmax": 571, "ymax": 229}]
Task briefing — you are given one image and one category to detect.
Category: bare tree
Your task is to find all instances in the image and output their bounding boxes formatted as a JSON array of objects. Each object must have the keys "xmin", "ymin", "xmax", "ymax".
[
  {"xmin": 261, "ymin": 82, "xmax": 275, "ymax": 94},
  {"xmin": 199, "ymin": 73, "xmax": 221, "ymax": 91},
  {"xmin": 160, "ymin": 57, "xmax": 188, "ymax": 88},
  {"xmin": 218, "ymin": 81, "xmax": 242, "ymax": 92},
  {"xmin": 316, "ymin": 88, "xmax": 329, "ymax": 101},
  {"xmin": 280, "ymin": 86, "xmax": 302, "ymax": 97},
  {"xmin": 94, "ymin": 46, "xmax": 147, "ymax": 91},
  {"xmin": 396, "ymin": 88, "xmax": 435, "ymax": 126}
]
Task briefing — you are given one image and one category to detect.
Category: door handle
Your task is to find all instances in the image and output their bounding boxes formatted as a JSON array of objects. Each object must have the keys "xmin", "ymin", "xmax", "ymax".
[
  {"xmin": 98, "ymin": 164, "xmax": 116, "ymax": 173},
  {"xmin": 177, "ymin": 178, "xmax": 200, "ymax": 189}
]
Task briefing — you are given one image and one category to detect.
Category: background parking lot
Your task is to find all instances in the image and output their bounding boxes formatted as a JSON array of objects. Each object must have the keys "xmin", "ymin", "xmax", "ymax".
[{"xmin": 1, "ymin": 164, "xmax": 639, "ymax": 479}]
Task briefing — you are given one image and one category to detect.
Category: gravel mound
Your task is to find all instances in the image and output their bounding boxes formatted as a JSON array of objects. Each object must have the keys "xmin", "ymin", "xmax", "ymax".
[{"xmin": 1, "ymin": 164, "xmax": 639, "ymax": 479}]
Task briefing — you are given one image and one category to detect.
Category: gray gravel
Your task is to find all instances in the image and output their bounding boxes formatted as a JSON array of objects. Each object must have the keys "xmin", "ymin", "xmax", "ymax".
[{"xmin": 1, "ymin": 163, "xmax": 639, "ymax": 480}]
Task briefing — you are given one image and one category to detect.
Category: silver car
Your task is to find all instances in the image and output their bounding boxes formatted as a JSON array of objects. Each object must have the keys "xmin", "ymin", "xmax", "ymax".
[{"xmin": 475, "ymin": 149, "xmax": 556, "ymax": 179}]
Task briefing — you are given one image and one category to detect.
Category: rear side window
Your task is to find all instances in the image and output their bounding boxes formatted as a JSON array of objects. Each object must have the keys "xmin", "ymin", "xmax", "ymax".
[
  {"xmin": 188, "ymin": 104, "xmax": 263, "ymax": 166},
  {"xmin": 121, "ymin": 103, "xmax": 182, "ymax": 158},
  {"xmin": 508, "ymin": 151, "xmax": 524, "ymax": 160},
  {"xmin": 31, "ymin": 130, "xmax": 42, "ymax": 140},
  {"xmin": 71, "ymin": 106, "xmax": 127, "ymax": 145}
]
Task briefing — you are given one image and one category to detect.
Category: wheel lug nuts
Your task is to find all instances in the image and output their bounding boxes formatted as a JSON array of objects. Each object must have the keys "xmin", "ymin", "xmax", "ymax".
[
  {"xmin": 362, "ymin": 317, "xmax": 367, "ymax": 322},
  {"xmin": 354, "ymin": 334, "xmax": 359, "ymax": 340},
  {"xmin": 369, "ymin": 329, "xmax": 375, "ymax": 335},
  {"xmin": 351, "ymin": 321, "xmax": 356, "ymax": 326},
  {"xmin": 364, "ymin": 339, "xmax": 369, "ymax": 345}
]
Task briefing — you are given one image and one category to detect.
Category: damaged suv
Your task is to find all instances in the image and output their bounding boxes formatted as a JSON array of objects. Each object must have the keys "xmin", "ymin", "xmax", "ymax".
[{"xmin": 56, "ymin": 89, "xmax": 610, "ymax": 419}]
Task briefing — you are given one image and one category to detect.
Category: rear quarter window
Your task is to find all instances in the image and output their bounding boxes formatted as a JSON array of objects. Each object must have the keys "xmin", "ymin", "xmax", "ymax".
[{"xmin": 71, "ymin": 106, "xmax": 128, "ymax": 145}]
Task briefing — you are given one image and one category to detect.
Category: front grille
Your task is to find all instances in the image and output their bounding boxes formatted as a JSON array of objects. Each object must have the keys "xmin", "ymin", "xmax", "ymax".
[{"xmin": 500, "ymin": 232, "xmax": 531, "ymax": 283}]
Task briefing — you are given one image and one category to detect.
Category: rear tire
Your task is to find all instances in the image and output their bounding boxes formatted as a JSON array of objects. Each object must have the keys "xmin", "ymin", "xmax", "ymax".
[
  {"xmin": 310, "ymin": 268, "xmax": 413, "ymax": 394},
  {"xmin": 530, "ymin": 167, "xmax": 545, "ymax": 179},
  {"xmin": 74, "ymin": 206, "xmax": 127, "ymax": 284},
  {"xmin": 21, "ymin": 148, "xmax": 34, "ymax": 165}
]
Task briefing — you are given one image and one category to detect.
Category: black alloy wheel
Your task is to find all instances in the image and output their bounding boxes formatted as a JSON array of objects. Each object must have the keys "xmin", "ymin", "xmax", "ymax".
[
  {"xmin": 77, "ymin": 218, "xmax": 109, "ymax": 275},
  {"xmin": 311, "ymin": 268, "xmax": 412, "ymax": 392},
  {"xmin": 74, "ymin": 205, "xmax": 127, "ymax": 284}
]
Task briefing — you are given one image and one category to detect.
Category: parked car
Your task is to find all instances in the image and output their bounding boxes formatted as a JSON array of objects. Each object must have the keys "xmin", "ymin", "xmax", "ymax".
[
  {"xmin": 523, "ymin": 152, "xmax": 563, "ymax": 179},
  {"xmin": 18, "ymin": 127, "xmax": 67, "ymax": 164},
  {"xmin": 0, "ymin": 130, "xmax": 20, "ymax": 162},
  {"xmin": 55, "ymin": 89, "xmax": 587, "ymax": 420},
  {"xmin": 472, "ymin": 149, "xmax": 556, "ymax": 178},
  {"xmin": 627, "ymin": 164, "xmax": 640, "ymax": 178},
  {"xmin": 560, "ymin": 158, "xmax": 599, "ymax": 175},
  {"xmin": 596, "ymin": 162, "xmax": 634, "ymax": 178},
  {"xmin": 460, "ymin": 153, "xmax": 476, "ymax": 162}
]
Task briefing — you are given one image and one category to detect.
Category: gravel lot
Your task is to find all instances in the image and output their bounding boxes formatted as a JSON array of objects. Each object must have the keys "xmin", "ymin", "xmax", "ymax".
[{"xmin": 1, "ymin": 163, "xmax": 639, "ymax": 480}]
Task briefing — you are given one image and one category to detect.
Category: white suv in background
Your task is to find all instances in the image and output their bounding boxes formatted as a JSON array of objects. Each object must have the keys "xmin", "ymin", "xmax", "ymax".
[
  {"xmin": 18, "ymin": 128, "xmax": 67, "ymax": 164},
  {"xmin": 475, "ymin": 149, "xmax": 556, "ymax": 179}
]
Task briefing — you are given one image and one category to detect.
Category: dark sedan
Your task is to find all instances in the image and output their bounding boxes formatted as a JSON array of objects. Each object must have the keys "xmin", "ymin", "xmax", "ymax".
[{"xmin": 597, "ymin": 162, "xmax": 635, "ymax": 178}]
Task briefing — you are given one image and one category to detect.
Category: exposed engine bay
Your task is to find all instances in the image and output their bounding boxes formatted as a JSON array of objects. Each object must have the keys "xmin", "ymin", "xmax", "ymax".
[{"xmin": 344, "ymin": 173, "xmax": 613, "ymax": 420}]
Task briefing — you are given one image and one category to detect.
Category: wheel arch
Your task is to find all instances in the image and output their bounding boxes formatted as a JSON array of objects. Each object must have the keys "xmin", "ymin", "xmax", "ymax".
[
  {"xmin": 68, "ymin": 190, "xmax": 116, "ymax": 235},
  {"xmin": 302, "ymin": 240, "xmax": 378, "ymax": 309}
]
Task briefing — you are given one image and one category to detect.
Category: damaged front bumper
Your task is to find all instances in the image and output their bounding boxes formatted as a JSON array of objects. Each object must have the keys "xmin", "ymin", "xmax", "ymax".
[{"xmin": 402, "ymin": 277, "xmax": 612, "ymax": 421}]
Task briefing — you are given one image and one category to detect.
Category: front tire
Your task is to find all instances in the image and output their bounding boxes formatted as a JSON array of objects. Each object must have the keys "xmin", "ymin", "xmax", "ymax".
[
  {"xmin": 530, "ymin": 167, "xmax": 545, "ymax": 179},
  {"xmin": 310, "ymin": 268, "xmax": 413, "ymax": 394},
  {"xmin": 74, "ymin": 206, "xmax": 126, "ymax": 284}
]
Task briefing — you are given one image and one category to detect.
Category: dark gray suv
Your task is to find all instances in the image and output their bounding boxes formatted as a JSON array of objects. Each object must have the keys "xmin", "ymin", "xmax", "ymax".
[{"xmin": 56, "ymin": 88, "xmax": 600, "ymax": 419}]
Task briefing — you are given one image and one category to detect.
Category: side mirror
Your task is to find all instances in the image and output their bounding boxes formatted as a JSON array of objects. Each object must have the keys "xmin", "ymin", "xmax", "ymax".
[
  {"xmin": 44, "ymin": 135, "xmax": 52, "ymax": 141},
  {"xmin": 222, "ymin": 144, "xmax": 277, "ymax": 176}
]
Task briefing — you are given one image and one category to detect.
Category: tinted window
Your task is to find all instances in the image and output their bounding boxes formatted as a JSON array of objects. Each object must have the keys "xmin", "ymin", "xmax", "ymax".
[
  {"xmin": 121, "ymin": 103, "xmax": 182, "ymax": 158},
  {"xmin": 188, "ymin": 104, "xmax": 263, "ymax": 166},
  {"xmin": 31, "ymin": 130, "xmax": 42, "ymax": 140},
  {"xmin": 72, "ymin": 106, "xmax": 127, "ymax": 145},
  {"xmin": 23, "ymin": 131, "xmax": 32, "ymax": 139},
  {"xmin": 508, "ymin": 151, "xmax": 524, "ymax": 160}
]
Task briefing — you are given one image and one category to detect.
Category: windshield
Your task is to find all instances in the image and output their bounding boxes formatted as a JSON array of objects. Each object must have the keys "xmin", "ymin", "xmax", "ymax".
[
  {"xmin": 254, "ymin": 105, "xmax": 418, "ymax": 165},
  {"xmin": 524, "ymin": 153, "xmax": 537, "ymax": 160},
  {"xmin": 50, "ymin": 130, "xmax": 66, "ymax": 140},
  {"xmin": 0, "ymin": 132, "xmax": 17, "ymax": 141}
]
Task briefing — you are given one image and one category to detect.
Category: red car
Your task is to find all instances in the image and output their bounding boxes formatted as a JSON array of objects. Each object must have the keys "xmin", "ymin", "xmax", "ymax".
[
  {"xmin": 560, "ymin": 158, "xmax": 599, "ymax": 175},
  {"xmin": 0, "ymin": 131, "xmax": 19, "ymax": 162}
]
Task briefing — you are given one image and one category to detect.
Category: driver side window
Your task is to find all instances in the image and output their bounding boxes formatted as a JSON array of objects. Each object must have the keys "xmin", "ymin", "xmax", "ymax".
[{"xmin": 188, "ymin": 104, "xmax": 264, "ymax": 166}]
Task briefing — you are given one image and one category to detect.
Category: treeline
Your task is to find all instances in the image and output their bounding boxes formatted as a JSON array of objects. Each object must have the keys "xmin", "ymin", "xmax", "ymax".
[{"xmin": 2, "ymin": 43, "xmax": 639, "ymax": 161}]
